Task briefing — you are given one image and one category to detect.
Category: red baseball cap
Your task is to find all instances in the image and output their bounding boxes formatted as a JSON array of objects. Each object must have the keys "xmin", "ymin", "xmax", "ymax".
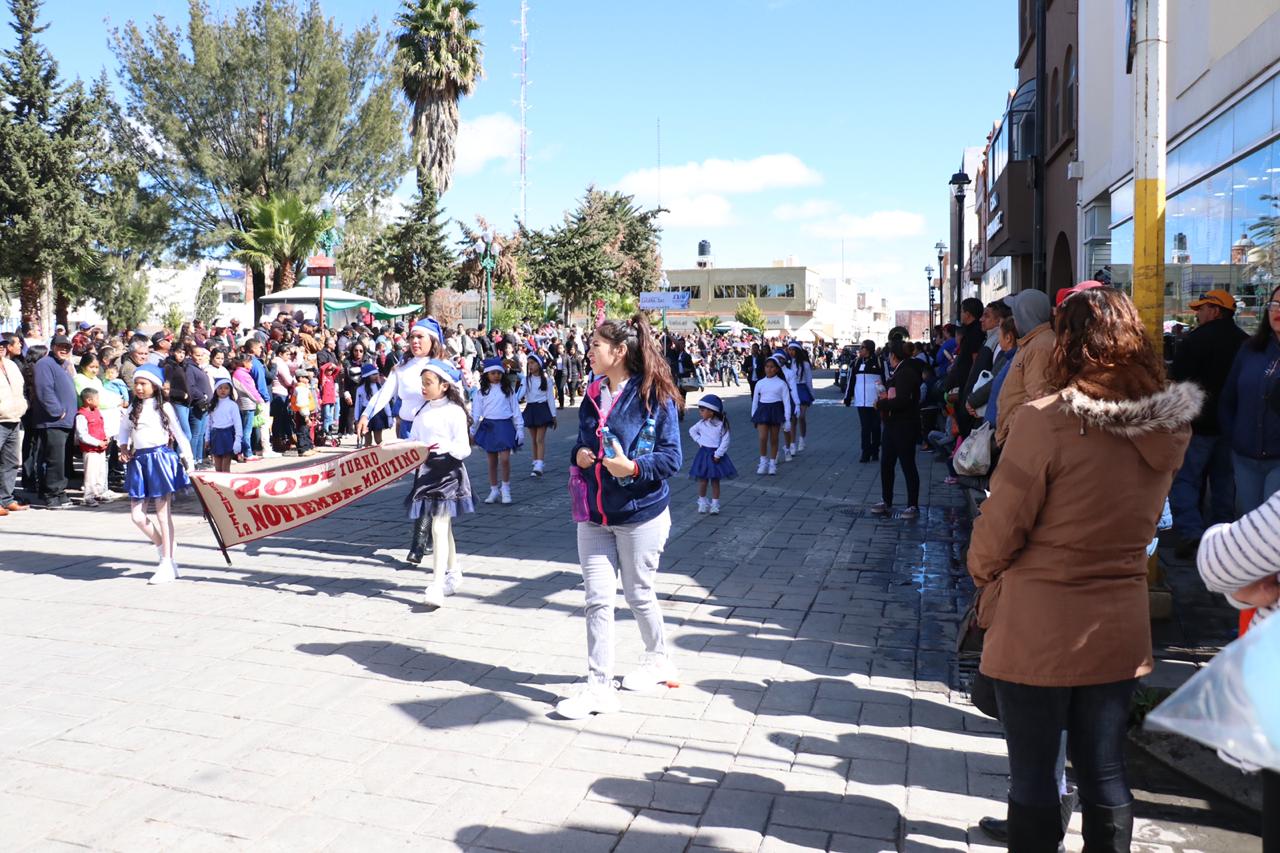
[{"xmin": 1055, "ymin": 280, "xmax": 1106, "ymax": 307}]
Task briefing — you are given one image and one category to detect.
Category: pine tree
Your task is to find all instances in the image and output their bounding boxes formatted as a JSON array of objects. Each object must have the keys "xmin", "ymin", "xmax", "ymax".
[
  {"xmin": 193, "ymin": 268, "xmax": 220, "ymax": 325},
  {"xmin": 735, "ymin": 294, "xmax": 767, "ymax": 331},
  {"xmin": 387, "ymin": 185, "xmax": 455, "ymax": 309},
  {"xmin": 0, "ymin": 0, "xmax": 105, "ymax": 335}
]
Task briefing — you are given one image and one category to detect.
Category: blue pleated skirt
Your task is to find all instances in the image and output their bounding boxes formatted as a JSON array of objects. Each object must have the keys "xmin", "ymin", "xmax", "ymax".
[
  {"xmin": 797, "ymin": 383, "xmax": 815, "ymax": 406},
  {"xmin": 210, "ymin": 426, "xmax": 238, "ymax": 457},
  {"xmin": 752, "ymin": 401, "xmax": 786, "ymax": 426},
  {"xmin": 524, "ymin": 401, "xmax": 555, "ymax": 428},
  {"xmin": 126, "ymin": 447, "xmax": 191, "ymax": 500},
  {"xmin": 475, "ymin": 418, "xmax": 519, "ymax": 453},
  {"xmin": 689, "ymin": 446, "xmax": 738, "ymax": 481}
]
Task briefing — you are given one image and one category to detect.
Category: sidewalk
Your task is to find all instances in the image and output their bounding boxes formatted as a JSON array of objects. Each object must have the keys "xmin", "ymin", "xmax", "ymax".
[{"xmin": 0, "ymin": 373, "xmax": 1260, "ymax": 851}]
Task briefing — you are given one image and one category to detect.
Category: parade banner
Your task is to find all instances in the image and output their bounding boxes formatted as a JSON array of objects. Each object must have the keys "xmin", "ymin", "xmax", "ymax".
[{"xmin": 191, "ymin": 442, "xmax": 430, "ymax": 560}]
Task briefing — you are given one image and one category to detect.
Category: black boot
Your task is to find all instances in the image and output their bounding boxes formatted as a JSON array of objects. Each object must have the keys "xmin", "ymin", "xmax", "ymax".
[
  {"xmin": 1080, "ymin": 801, "xmax": 1132, "ymax": 853},
  {"xmin": 405, "ymin": 515, "xmax": 433, "ymax": 565},
  {"xmin": 983, "ymin": 787, "xmax": 1076, "ymax": 851},
  {"xmin": 1006, "ymin": 801, "xmax": 1066, "ymax": 853}
]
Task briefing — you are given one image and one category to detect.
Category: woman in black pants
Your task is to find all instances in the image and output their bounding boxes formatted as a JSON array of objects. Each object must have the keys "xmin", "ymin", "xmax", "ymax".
[
  {"xmin": 871, "ymin": 339, "xmax": 921, "ymax": 518},
  {"xmin": 842, "ymin": 340, "xmax": 881, "ymax": 463}
]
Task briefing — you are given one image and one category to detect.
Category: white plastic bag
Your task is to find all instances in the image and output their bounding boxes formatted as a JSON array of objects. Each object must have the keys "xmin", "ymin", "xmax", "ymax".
[
  {"xmin": 953, "ymin": 421, "xmax": 993, "ymax": 476},
  {"xmin": 1145, "ymin": 612, "xmax": 1280, "ymax": 771}
]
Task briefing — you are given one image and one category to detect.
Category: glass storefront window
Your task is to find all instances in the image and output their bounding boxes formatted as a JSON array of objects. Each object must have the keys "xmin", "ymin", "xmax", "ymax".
[
  {"xmin": 1177, "ymin": 113, "xmax": 1232, "ymax": 188},
  {"xmin": 1111, "ymin": 179, "xmax": 1134, "ymax": 225},
  {"xmin": 1110, "ymin": 221, "xmax": 1134, "ymax": 295},
  {"xmin": 1236, "ymin": 79, "xmax": 1274, "ymax": 153}
]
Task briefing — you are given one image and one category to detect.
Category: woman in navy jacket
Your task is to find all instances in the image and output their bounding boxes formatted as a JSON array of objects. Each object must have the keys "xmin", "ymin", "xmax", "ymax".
[
  {"xmin": 559, "ymin": 314, "xmax": 683, "ymax": 720},
  {"xmin": 1220, "ymin": 285, "xmax": 1280, "ymax": 514}
]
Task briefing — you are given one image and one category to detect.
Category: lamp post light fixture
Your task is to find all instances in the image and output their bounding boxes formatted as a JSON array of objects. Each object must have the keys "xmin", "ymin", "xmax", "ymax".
[
  {"xmin": 933, "ymin": 240, "xmax": 946, "ymax": 331},
  {"xmin": 949, "ymin": 171, "xmax": 971, "ymax": 322},
  {"xmin": 475, "ymin": 232, "xmax": 500, "ymax": 332},
  {"xmin": 924, "ymin": 265, "xmax": 935, "ymax": 339}
]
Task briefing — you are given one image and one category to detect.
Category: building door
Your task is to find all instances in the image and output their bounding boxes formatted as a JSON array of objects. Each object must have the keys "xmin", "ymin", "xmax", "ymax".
[{"xmin": 1050, "ymin": 232, "xmax": 1075, "ymax": 296}]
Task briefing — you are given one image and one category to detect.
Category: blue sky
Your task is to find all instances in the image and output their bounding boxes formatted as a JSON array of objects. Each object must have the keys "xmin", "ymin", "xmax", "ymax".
[{"xmin": 39, "ymin": 0, "xmax": 1018, "ymax": 310}]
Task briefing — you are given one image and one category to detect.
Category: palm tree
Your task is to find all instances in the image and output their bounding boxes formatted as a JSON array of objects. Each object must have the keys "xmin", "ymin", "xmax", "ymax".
[
  {"xmin": 233, "ymin": 195, "xmax": 336, "ymax": 292},
  {"xmin": 395, "ymin": 0, "xmax": 484, "ymax": 195}
]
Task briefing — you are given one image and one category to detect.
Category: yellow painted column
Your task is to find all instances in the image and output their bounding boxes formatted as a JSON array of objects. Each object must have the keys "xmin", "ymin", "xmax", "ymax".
[{"xmin": 1132, "ymin": 0, "xmax": 1167, "ymax": 345}]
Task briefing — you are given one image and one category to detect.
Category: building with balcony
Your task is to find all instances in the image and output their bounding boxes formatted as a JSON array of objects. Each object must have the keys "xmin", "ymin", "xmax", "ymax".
[
  {"xmin": 1078, "ymin": 1, "xmax": 1280, "ymax": 329},
  {"xmin": 663, "ymin": 265, "xmax": 825, "ymax": 338}
]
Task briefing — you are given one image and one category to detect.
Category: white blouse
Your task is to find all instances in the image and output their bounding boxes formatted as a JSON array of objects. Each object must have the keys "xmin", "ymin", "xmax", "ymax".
[
  {"xmin": 408, "ymin": 397, "xmax": 472, "ymax": 461},
  {"xmin": 472, "ymin": 386, "xmax": 523, "ymax": 432},
  {"xmin": 752, "ymin": 376, "xmax": 794, "ymax": 423},
  {"xmin": 689, "ymin": 419, "xmax": 731, "ymax": 457},
  {"xmin": 523, "ymin": 376, "xmax": 558, "ymax": 417},
  {"xmin": 364, "ymin": 355, "xmax": 430, "ymax": 424},
  {"xmin": 118, "ymin": 400, "xmax": 194, "ymax": 462}
]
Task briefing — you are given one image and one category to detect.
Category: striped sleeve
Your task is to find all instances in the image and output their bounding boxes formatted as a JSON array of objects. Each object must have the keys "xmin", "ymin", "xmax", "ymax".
[{"xmin": 1197, "ymin": 489, "xmax": 1280, "ymax": 607}]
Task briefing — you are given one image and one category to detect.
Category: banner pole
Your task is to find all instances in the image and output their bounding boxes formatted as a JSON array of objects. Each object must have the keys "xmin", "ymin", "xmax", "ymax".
[{"xmin": 190, "ymin": 479, "xmax": 233, "ymax": 566}]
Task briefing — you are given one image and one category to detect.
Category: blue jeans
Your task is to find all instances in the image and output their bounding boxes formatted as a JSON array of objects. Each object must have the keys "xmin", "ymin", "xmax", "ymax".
[
  {"xmin": 240, "ymin": 409, "xmax": 255, "ymax": 456},
  {"xmin": 995, "ymin": 678, "xmax": 1136, "ymax": 809},
  {"xmin": 171, "ymin": 403, "xmax": 193, "ymax": 444},
  {"xmin": 188, "ymin": 409, "xmax": 209, "ymax": 463},
  {"xmin": 322, "ymin": 402, "xmax": 337, "ymax": 433},
  {"xmin": 1169, "ymin": 433, "xmax": 1234, "ymax": 539},
  {"xmin": 1232, "ymin": 453, "xmax": 1280, "ymax": 516}
]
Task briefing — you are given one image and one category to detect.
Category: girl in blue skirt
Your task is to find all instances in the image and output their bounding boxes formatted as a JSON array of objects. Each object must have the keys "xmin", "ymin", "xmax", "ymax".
[
  {"xmin": 207, "ymin": 377, "xmax": 243, "ymax": 473},
  {"xmin": 117, "ymin": 364, "xmax": 194, "ymax": 584},
  {"xmin": 750, "ymin": 355, "xmax": 793, "ymax": 475},
  {"xmin": 689, "ymin": 393, "xmax": 737, "ymax": 514},
  {"xmin": 788, "ymin": 342, "xmax": 815, "ymax": 454},
  {"xmin": 472, "ymin": 357, "xmax": 523, "ymax": 504},
  {"xmin": 523, "ymin": 354, "xmax": 558, "ymax": 478}
]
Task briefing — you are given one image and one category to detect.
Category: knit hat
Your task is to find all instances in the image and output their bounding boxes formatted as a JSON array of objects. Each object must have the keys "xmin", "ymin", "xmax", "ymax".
[
  {"xmin": 412, "ymin": 316, "xmax": 443, "ymax": 341},
  {"xmin": 697, "ymin": 393, "xmax": 725, "ymax": 414},
  {"xmin": 528, "ymin": 354, "xmax": 544, "ymax": 371},
  {"xmin": 134, "ymin": 364, "xmax": 165, "ymax": 389},
  {"xmin": 360, "ymin": 363, "xmax": 380, "ymax": 380},
  {"xmin": 766, "ymin": 354, "xmax": 786, "ymax": 369},
  {"xmin": 422, "ymin": 358, "xmax": 462, "ymax": 387},
  {"xmin": 212, "ymin": 376, "xmax": 232, "ymax": 392},
  {"xmin": 482, "ymin": 356, "xmax": 504, "ymax": 373}
]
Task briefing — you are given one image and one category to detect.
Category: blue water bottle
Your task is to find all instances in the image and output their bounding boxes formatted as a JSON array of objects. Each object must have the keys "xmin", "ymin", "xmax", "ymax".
[{"xmin": 619, "ymin": 418, "xmax": 657, "ymax": 486}]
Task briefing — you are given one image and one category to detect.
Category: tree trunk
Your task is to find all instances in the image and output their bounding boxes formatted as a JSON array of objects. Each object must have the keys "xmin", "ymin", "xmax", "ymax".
[
  {"xmin": 280, "ymin": 262, "xmax": 296, "ymax": 291},
  {"xmin": 252, "ymin": 267, "xmax": 267, "ymax": 322},
  {"xmin": 19, "ymin": 274, "xmax": 41, "ymax": 338},
  {"xmin": 55, "ymin": 291, "xmax": 70, "ymax": 330}
]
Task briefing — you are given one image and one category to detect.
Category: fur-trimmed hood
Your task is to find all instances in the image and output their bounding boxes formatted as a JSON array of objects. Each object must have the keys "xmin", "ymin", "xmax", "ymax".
[{"xmin": 1058, "ymin": 381, "xmax": 1203, "ymax": 471}]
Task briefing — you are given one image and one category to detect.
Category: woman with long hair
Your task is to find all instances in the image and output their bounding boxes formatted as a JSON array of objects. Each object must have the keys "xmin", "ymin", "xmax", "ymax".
[
  {"xmin": 559, "ymin": 314, "xmax": 684, "ymax": 720},
  {"xmin": 1220, "ymin": 283, "xmax": 1280, "ymax": 514},
  {"xmin": 967, "ymin": 288, "xmax": 1198, "ymax": 852}
]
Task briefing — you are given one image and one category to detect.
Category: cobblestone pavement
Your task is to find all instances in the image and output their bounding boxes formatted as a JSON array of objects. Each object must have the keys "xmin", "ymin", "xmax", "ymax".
[{"xmin": 0, "ymin": 373, "xmax": 1260, "ymax": 851}]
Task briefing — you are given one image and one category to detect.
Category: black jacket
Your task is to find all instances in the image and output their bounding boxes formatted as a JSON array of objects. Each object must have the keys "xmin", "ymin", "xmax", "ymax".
[
  {"xmin": 945, "ymin": 319, "xmax": 985, "ymax": 393},
  {"xmin": 876, "ymin": 358, "xmax": 922, "ymax": 424},
  {"xmin": 1172, "ymin": 316, "xmax": 1248, "ymax": 435},
  {"xmin": 164, "ymin": 357, "xmax": 191, "ymax": 405}
]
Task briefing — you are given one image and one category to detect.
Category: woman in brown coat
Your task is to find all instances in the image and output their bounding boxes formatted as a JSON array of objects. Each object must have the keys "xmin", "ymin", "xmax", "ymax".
[{"xmin": 967, "ymin": 288, "xmax": 1199, "ymax": 852}]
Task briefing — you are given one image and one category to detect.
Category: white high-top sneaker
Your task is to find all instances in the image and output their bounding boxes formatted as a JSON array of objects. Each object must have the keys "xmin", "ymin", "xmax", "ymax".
[
  {"xmin": 784, "ymin": 445, "xmax": 794, "ymax": 461},
  {"xmin": 500, "ymin": 483, "xmax": 513, "ymax": 504},
  {"xmin": 756, "ymin": 457, "xmax": 768, "ymax": 475},
  {"xmin": 709, "ymin": 499, "xmax": 721, "ymax": 515},
  {"xmin": 148, "ymin": 559, "xmax": 178, "ymax": 585},
  {"xmin": 484, "ymin": 486, "xmax": 501, "ymax": 504},
  {"xmin": 556, "ymin": 681, "xmax": 621, "ymax": 720},
  {"xmin": 697, "ymin": 497, "xmax": 709, "ymax": 514},
  {"xmin": 768, "ymin": 459, "xmax": 778, "ymax": 475},
  {"xmin": 797, "ymin": 437, "xmax": 806, "ymax": 453}
]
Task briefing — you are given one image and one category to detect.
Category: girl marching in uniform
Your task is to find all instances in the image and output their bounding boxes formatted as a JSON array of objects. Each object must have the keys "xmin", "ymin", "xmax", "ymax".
[
  {"xmin": 118, "ymin": 364, "xmax": 194, "ymax": 584},
  {"xmin": 406, "ymin": 360, "xmax": 475, "ymax": 607},
  {"xmin": 788, "ymin": 342, "xmax": 815, "ymax": 453},
  {"xmin": 776, "ymin": 348, "xmax": 802, "ymax": 461},
  {"xmin": 357, "ymin": 316, "xmax": 445, "ymax": 442},
  {"xmin": 689, "ymin": 393, "xmax": 736, "ymax": 514},
  {"xmin": 750, "ymin": 355, "xmax": 793, "ymax": 475},
  {"xmin": 473, "ymin": 356, "xmax": 524, "ymax": 504},
  {"xmin": 207, "ymin": 377, "xmax": 243, "ymax": 473},
  {"xmin": 354, "ymin": 363, "xmax": 388, "ymax": 448},
  {"xmin": 523, "ymin": 354, "xmax": 558, "ymax": 478}
]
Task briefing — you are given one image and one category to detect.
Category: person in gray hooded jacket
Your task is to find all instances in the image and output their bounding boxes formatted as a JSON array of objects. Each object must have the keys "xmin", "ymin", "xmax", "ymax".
[{"xmin": 995, "ymin": 289, "xmax": 1054, "ymax": 446}]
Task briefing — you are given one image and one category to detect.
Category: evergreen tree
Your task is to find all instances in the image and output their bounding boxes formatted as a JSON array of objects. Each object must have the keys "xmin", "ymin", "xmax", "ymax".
[
  {"xmin": 0, "ymin": 0, "xmax": 106, "ymax": 335},
  {"xmin": 386, "ymin": 184, "xmax": 455, "ymax": 309},
  {"xmin": 735, "ymin": 294, "xmax": 767, "ymax": 331},
  {"xmin": 193, "ymin": 267, "xmax": 220, "ymax": 325}
]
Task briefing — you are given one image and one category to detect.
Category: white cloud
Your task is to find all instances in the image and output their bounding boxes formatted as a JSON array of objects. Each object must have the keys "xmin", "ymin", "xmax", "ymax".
[
  {"xmin": 773, "ymin": 199, "xmax": 839, "ymax": 221},
  {"xmin": 807, "ymin": 210, "xmax": 926, "ymax": 241},
  {"xmin": 455, "ymin": 113, "xmax": 521, "ymax": 176},
  {"xmin": 617, "ymin": 154, "xmax": 822, "ymax": 199},
  {"xmin": 661, "ymin": 194, "xmax": 735, "ymax": 228}
]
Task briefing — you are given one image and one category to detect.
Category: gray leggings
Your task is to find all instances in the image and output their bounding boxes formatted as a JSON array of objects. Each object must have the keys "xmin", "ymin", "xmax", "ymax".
[{"xmin": 576, "ymin": 508, "xmax": 671, "ymax": 685}]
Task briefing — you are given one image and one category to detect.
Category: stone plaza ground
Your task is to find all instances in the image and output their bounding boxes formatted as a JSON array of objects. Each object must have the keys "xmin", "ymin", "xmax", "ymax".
[{"xmin": 0, "ymin": 373, "xmax": 1263, "ymax": 851}]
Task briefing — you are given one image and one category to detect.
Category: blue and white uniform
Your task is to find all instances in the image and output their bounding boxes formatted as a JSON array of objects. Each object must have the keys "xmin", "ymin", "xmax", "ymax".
[
  {"xmin": 363, "ymin": 355, "xmax": 430, "ymax": 439},
  {"xmin": 206, "ymin": 385, "xmax": 243, "ymax": 457},
  {"xmin": 689, "ymin": 418, "xmax": 738, "ymax": 481},
  {"xmin": 751, "ymin": 376, "xmax": 793, "ymax": 427},
  {"xmin": 473, "ymin": 383, "xmax": 524, "ymax": 453},
  {"xmin": 795, "ymin": 360, "xmax": 815, "ymax": 406},
  {"xmin": 406, "ymin": 397, "xmax": 474, "ymax": 519},
  {"xmin": 522, "ymin": 373, "xmax": 558, "ymax": 428},
  {"xmin": 118, "ymin": 400, "xmax": 194, "ymax": 500}
]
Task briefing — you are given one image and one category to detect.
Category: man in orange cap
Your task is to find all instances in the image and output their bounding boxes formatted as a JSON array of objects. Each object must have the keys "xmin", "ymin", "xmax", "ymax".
[{"xmin": 1169, "ymin": 289, "xmax": 1247, "ymax": 556}]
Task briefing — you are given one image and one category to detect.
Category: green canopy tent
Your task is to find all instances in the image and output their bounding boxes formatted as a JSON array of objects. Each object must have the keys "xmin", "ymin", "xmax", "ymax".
[{"xmin": 322, "ymin": 296, "xmax": 421, "ymax": 320}]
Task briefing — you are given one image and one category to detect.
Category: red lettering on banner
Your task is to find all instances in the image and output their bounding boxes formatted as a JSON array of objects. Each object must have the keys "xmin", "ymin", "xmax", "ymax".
[
  {"xmin": 263, "ymin": 477, "xmax": 294, "ymax": 497},
  {"xmin": 299, "ymin": 473, "xmax": 319, "ymax": 488},
  {"xmin": 231, "ymin": 477, "xmax": 261, "ymax": 499}
]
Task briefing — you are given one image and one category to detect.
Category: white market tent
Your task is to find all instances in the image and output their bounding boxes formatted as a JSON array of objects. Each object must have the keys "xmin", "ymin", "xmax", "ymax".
[
  {"xmin": 257, "ymin": 286, "xmax": 421, "ymax": 327},
  {"xmin": 712, "ymin": 320, "xmax": 760, "ymax": 335}
]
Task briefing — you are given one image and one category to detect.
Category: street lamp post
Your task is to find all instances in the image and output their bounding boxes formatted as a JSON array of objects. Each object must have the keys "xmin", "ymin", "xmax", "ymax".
[
  {"xmin": 933, "ymin": 240, "xmax": 946, "ymax": 331},
  {"xmin": 475, "ymin": 233, "xmax": 501, "ymax": 332},
  {"xmin": 949, "ymin": 171, "xmax": 971, "ymax": 322},
  {"xmin": 924, "ymin": 265, "xmax": 935, "ymax": 338}
]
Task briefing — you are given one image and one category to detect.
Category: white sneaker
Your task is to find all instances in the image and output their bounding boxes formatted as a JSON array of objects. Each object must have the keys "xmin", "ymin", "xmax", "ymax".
[
  {"xmin": 797, "ymin": 438, "xmax": 806, "ymax": 453},
  {"xmin": 709, "ymin": 500, "xmax": 721, "ymax": 515},
  {"xmin": 500, "ymin": 484, "xmax": 512, "ymax": 504},
  {"xmin": 784, "ymin": 447, "xmax": 794, "ymax": 461},
  {"xmin": 262, "ymin": 449, "xmax": 282, "ymax": 458},
  {"xmin": 767, "ymin": 459, "xmax": 778, "ymax": 476},
  {"xmin": 697, "ymin": 498, "xmax": 709, "ymax": 514},
  {"xmin": 756, "ymin": 458, "xmax": 768, "ymax": 475},
  {"xmin": 442, "ymin": 570, "xmax": 463, "ymax": 596},
  {"xmin": 148, "ymin": 559, "xmax": 178, "ymax": 585},
  {"xmin": 556, "ymin": 681, "xmax": 621, "ymax": 719},
  {"xmin": 622, "ymin": 653, "xmax": 679, "ymax": 692},
  {"xmin": 484, "ymin": 486, "xmax": 501, "ymax": 504},
  {"xmin": 100, "ymin": 491, "xmax": 122, "ymax": 503},
  {"xmin": 423, "ymin": 584, "xmax": 446, "ymax": 608}
]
